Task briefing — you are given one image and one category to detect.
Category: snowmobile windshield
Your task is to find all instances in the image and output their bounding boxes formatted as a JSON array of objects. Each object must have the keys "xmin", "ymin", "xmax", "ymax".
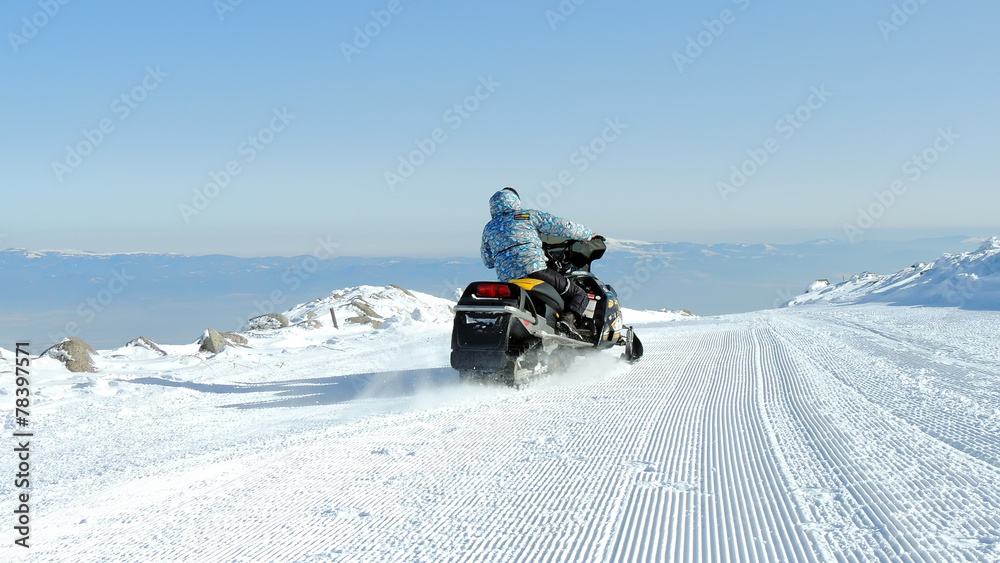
[{"xmin": 541, "ymin": 235, "xmax": 606, "ymax": 271}]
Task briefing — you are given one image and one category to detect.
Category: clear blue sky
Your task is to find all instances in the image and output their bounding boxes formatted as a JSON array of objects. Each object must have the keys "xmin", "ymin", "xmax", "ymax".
[{"xmin": 2, "ymin": 0, "xmax": 997, "ymax": 257}]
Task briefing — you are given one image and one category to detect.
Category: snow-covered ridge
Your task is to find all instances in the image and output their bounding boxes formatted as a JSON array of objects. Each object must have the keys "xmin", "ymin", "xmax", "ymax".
[
  {"xmin": 18, "ymin": 285, "xmax": 461, "ymax": 399},
  {"xmin": 279, "ymin": 285, "xmax": 456, "ymax": 331},
  {"xmin": 787, "ymin": 236, "xmax": 1000, "ymax": 309},
  {"xmin": 2, "ymin": 248, "xmax": 182, "ymax": 259},
  {"xmin": 26, "ymin": 284, "xmax": 690, "ymax": 379},
  {"xmin": 621, "ymin": 307, "xmax": 697, "ymax": 324}
]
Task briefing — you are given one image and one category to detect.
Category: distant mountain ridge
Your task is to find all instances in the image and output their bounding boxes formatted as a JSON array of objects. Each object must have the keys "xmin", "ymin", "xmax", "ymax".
[
  {"xmin": 0, "ymin": 236, "xmax": 987, "ymax": 347},
  {"xmin": 786, "ymin": 237, "xmax": 1000, "ymax": 310}
]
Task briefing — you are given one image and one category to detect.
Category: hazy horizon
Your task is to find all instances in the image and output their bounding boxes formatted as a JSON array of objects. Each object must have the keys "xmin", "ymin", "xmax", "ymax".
[{"xmin": 3, "ymin": 229, "xmax": 997, "ymax": 260}]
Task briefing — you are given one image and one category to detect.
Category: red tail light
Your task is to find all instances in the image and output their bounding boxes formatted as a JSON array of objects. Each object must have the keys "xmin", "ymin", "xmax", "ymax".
[{"xmin": 476, "ymin": 283, "xmax": 512, "ymax": 298}]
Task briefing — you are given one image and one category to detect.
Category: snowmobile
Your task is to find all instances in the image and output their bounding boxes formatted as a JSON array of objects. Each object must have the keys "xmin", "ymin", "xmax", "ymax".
[{"xmin": 450, "ymin": 235, "xmax": 643, "ymax": 386}]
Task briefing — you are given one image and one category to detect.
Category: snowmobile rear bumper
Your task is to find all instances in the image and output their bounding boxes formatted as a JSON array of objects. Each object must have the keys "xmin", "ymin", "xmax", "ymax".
[{"xmin": 451, "ymin": 349, "xmax": 507, "ymax": 373}]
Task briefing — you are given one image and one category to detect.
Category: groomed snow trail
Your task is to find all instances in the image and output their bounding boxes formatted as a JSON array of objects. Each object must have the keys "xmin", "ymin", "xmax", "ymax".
[
  {"xmin": 5, "ymin": 305, "xmax": 1000, "ymax": 561},
  {"xmin": 607, "ymin": 325, "xmax": 824, "ymax": 562}
]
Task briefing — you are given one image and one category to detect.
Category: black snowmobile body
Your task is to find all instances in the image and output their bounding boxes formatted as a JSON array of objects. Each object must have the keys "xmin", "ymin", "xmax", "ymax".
[{"xmin": 451, "ymin": 235, "xmax": 643, "ymax": 386}]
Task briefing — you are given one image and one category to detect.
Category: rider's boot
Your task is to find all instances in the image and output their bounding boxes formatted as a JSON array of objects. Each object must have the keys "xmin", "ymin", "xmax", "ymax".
[{"xmin": 557, "ymin": 311, "xmax": 585, "ymax": 341}]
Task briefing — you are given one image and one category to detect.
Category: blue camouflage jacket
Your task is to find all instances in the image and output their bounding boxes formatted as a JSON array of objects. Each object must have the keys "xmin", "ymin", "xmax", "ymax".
[{"xmin": 481, "ymin": 189, "xmax": 593, "ymax": 282}]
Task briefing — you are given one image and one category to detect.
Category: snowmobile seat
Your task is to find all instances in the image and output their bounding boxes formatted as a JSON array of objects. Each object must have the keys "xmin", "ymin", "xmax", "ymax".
[{"xmin": 510, "ymin": 278, "xmax": 565, "ymax": 313}]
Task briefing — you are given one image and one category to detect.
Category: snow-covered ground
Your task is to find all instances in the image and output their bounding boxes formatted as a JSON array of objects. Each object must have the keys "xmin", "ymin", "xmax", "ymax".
[{"xmin": 2, "ymin": 283, "xmax": 999, "ymax": 561}]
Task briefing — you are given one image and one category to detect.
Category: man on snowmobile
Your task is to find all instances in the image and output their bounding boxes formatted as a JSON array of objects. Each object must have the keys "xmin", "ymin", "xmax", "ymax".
[{"xmin": 481, "ymin": 187, "xmax": 596, "ymax": 340}]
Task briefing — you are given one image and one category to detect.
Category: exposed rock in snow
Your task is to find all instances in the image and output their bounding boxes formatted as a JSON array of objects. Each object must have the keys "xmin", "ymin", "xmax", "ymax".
[
  {"xmin": 661, "ymin": 308, "xmax": 696, "ymax": 318},
  {"xmin": 389, "ymin": 284, "xmax": 416, "ymax": 298},
  {"xmin": 347, "ymin": 314, "xmax": 383, "ymax": 329},
  {"xmin": 246, "ymin": 313, "xmax": 290, "ymax": 331},
  {"xmin": 282, "ymin": 285, "xmax": 456, "ymax": 332},
  {"xmin": 621, "ymin": 307, "xmax": 698, "ymax": 324},
  {"xmin": 126, "ymin": 336, "xmax": 167, "ymax": 356},
  {"xmin": 199, "ymin": 328, "xmax": 248, "ymax": 353},
  {"xmin": 42, "ymin": 337, "xmax": 97, "ymax": 372}
]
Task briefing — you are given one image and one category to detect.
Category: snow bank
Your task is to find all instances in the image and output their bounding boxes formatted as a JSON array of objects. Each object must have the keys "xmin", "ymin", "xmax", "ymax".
[
  {"xmin": 280, "ymin": 284, "xmax": 455, "ymax": 331},
  {"xmin": 622, "ymin": 307, "xmax": 697, "ymax": 324},
  {"xmin": 787, "ymin": 237, "xmax": 1000, "ymax": 310}
]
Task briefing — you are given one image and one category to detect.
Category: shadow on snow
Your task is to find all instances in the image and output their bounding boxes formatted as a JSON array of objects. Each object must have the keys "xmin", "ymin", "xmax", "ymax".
[{"xmin": 128, "ymin": 367, "xmax": 461, "ymax": 409}]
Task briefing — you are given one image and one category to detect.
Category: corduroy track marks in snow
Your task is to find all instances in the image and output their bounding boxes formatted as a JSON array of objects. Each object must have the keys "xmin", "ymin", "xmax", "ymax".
[
  {"xmin": 5, "ymin": 305, "xmax": 1000, "ymax": 562},
  {"xmin": 760, "ymin": 310, "xmax": 1000, "ymax": 561},
  {"xmin": 607, "ymin": 328, "xmax": 822, "ymax": 562}
]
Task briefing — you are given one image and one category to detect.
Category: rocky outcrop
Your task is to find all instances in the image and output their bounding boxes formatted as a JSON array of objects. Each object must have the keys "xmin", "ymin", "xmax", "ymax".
[
  {"xmin": 43, "ymin": 337, "xmax": 97, "ymax": 372},
  {"xmin": 302, "ymin": 311, "xmax": 322, "ymax": 329},
  {"xmin": 279, "ymin": 285, "xmax": 455, "ymax": 330},
  {"xmin": 659, "ymin": 309, "xmax": 695, "ymax": 318},
  {"xmin": 346, "ymin": 315, "xmax": 383, "ymax": 329},
  {"xmin": 390, "ymin": 284, "xmax": 416, "ymax": 298},
  {"xmin": 344, "ymin": 298, "xmax": 384, "ymax": 329},
  {"xmin": 198, "ymin": 329, "xmax": 248, "ymax": 353},
  {"xmin": 126, "ymin": 336, "xmax": 167, "ymax": 356},
  {"xmin": 247, "ymin": 313, "xmax": 290, "ymax": 330},
  {"xmin": 351, "ymin": 299, "xmax": 384, "ymax": 320}
]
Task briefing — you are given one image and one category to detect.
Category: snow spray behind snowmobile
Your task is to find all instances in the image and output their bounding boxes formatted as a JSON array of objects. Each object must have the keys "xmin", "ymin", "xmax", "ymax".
[{"xmin": 450, "ymin": 235, "xmax": 643, "ymax": 386}]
